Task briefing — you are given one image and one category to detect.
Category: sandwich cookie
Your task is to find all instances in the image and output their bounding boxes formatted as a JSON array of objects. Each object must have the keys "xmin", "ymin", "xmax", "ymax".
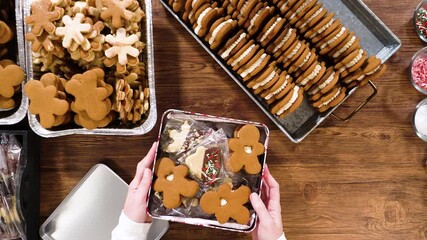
[
  {"xmin": 286, "ymin": 42, "xmax": 312, "ymax": 74},
  {"xmin": 192, "ymin": 3, "xmax": 223, "ymax": 37},
  {"xmin": 218, "ymin": 29, "xmax": 249, "ymax": 61},
  {"xmin": 271, "ymin": 85, "xmax": 304, "ymax": 118},
  {"xmin": 296, "ymin": 3, "xmax": 325, "ymax": 31},
  {"xmin": 184, "ymin": 0, "xmax": 209, "ymax": 24},
  {"xmin": 235, "ymin": 0, "xmax": 258, "ymax": 26},
  {"xmin": 311, "ymin": 86, "xmax": 346, "ymax": 112},
  {"xmin": 227, "ymin": 39, "xmax": 259, "ymax": 71},
  {"xmin": 308, "ymin": 67, "xmax": 339, "ymax": 100},
  {"xmin": 237, "ymin": 49, "xmax": 271, "ymax": 81},
  {"xmin": 169, "ymin": 0, "xmax": 185, "ymax": 13},
  {"xmin": 316, "ymin": 26, "xmax": 349, "ymax": 55},
  {"xmin": 344, "ymin": 56, "xmax": 385, "ymax": 88},
  {"xmin": 279, "ymin": 40, "xmax": 306, "ymax": 69},
  {"xmin": 295, "ymin": 61, "xmax": 326, "ymax": 90},
  {"xmin": 335, "ymin": 49, "xmax": 367, "ymax": 77},
  {"xmin": 266, "ymin": 27, "xmax": 297, "ymax": 58},
  {"xmin": 205, "ymin": 16, "xmax": 238, "ymax": 50},
  {"xmin": 244, "ymin": 5, "xmax": 275, "ymax": 36},
  {"xmin": 277, "ymin": 0, "xmax": 298, "ymax": 16},
  {"xmin": 257, "ymin": 16, "xmax": 286, "ymax": 47},
  {"xmin": 246, "ymin": 61, "xmax": 280, "ymax": 93},
  {"xmin": 328, "ymin": 32, "xmax": 360, "ymax": 60},
  {"xmin": 260, "ymin": 71, "xmax": 293, "ymax": 104},
  {"xmin": 304, "ymin": 12, "xmax": 338, "ymax": 41},
  {"xmin": 357, "ymin": 63, "xmax": 387, "ymax": 87},
  {"xmin": 285, "ymin": 0, "xmax": 317, "ymax": 25}
]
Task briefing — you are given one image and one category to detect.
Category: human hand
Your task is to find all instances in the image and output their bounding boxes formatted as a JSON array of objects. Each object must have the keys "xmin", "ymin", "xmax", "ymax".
[
  {"xmin": 123, "ymin": 142, "xmax": 157, "ymax": 223},
  {"xmin": 250, "ymin": 164, "xmax": 283, "ymax": 240}
]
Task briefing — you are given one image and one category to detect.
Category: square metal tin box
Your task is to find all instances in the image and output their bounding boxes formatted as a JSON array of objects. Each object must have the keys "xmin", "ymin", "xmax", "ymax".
[
  {"xmin": 147, "ymin": 109, "xmax": 270, "ymax": 233},
  {"xmin": 160, "ymin": 0, "xmax": 401, "ymax": 143},
  {"xmin": 22, "ymin": 0, "xmax": 157, "ymax": 137}
]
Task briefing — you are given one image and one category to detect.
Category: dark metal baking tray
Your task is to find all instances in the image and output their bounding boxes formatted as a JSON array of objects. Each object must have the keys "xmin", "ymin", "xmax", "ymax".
[{"xmin": 160, "ymin": 0, "xmax": 401, "ymax": 143}]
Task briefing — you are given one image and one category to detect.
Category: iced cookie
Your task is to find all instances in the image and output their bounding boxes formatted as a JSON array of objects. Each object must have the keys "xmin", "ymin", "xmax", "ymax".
[
  {"xmin": 256, "ymin": 16, "xmax": 286, "ymax": 47},
  {"xmin": 237, "ymin": 49, "xmax": 271, "ymax": 81},
  {"xmin": 335, "ymin": 49, "xmax": 367, "ymax": 77},
  {"xmin": 285, "ymin": 0, "xmax": 317, "ymax": 25},
  {"xmin": 266, "ymin": 27, "xmax": 296, "ymax": 58},
  {"xmin": 261, "ymin": 71, "xmax": 294, "ymax": 104},
  {"xmin": 295, "ymin": 61, "xmax": 326, "ymax": 90},
  {"xmin": 244, "ymin": 4, "xmax": 274, "ymax": 36},
  {"xmin": 228, "ymin": 124, "xmax": 264, "ymax": 174},
  {"xmin": 316, "ymin": 26, "xmax": 349, "ymax": 55},
  {"xmin": 185, "ymin": 146, "xmax": 222, "ymax": 182},
  {"xmin": 227, "ymin": 40, "xmax": 259, "ymax": 71},
  {"xmin": 200, "ymin": 184, "xmax": 251, "ymax": 224},
  {"xmin": 153, "ymin": 157, "xmax": 199, "ymax": 209},
  {"xmin": 218, "ymin": 30, "xmax": 249, "ymax": 61},
  {"xmin": 192, "ymin": 3, "xmax": 222, "ymax": 37},
  {"xmin": 308, "ymin": 66, "xmax": 339, "ymax": 100}
]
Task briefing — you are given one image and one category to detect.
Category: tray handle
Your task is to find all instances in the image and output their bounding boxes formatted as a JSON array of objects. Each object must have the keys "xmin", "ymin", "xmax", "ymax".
[{"xmin": 331, "ymin": 80, "xmax": 377, "ymax": 122}]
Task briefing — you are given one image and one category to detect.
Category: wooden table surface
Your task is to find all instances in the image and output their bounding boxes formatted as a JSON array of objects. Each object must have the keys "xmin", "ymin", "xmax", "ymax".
[{"xmin": 38, "ymin": 0, "xmax": 427, "ymax": 239}]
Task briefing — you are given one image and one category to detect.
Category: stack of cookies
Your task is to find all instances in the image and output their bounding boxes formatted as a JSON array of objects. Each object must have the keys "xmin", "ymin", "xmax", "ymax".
[
  {"xmin": 168, "ymin": 0, "xmax": 387, "ymax": 117},
  {"xmin": 0, "ymin": 3, "xmax": 25, "ymax": 112},
  {"xmin": 24, "ymin": 0, "xmax": 150, "ymax": 129}
]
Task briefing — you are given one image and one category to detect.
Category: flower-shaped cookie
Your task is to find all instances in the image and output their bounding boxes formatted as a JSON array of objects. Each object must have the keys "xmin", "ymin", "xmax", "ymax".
[
  {"xmin": 105, "ymin": 28, "xmax": 140, "ymax": 66},
  {"xmin": 0, "ymin": 65, "xmax": 25, "ymax": 98},
  {"xmin": 153, "ymin": 157, "xmax": 199, "ymax": 209},
  {"xmin": 200, "ymin": 184, "xmax": 251, "ymax": 224},
  {"xmin": 55, "ymin": 13, "xmax": 91, "ymax": 50},
  {"xmin": 25, "ymin": 0, "xmax": 62, "ymax": 36},
  {"xmin": 228, "ymin": 124, "xmax": 265, "ymax": 174},
  {"xmin": 100, "ymin": 0, "xmax": 134, "ymax": 28},
  {"xmin": 24, "ymin": 80, "xmax": 69, "ymax": 128}
]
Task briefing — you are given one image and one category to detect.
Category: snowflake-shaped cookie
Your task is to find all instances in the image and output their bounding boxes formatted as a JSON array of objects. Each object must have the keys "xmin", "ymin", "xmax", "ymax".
[
  {"xmin": 55, "ymin": 13, "xmax": 91, "ymax": 50},
  {"xmin": 105, "ymin": 28, "xmax": 139, "ymax": 66}
]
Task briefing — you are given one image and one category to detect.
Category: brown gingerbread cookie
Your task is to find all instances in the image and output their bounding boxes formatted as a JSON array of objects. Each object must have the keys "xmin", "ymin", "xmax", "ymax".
[
  {"xmin": 311, "ymin": 85, "xmax": 346, "ymax": 112},
  {"xmin": 200, "ymin": 183, "xmax": 251, "ymax": 224},
  {"xmin": 218, "ymin": 29, "xmax": 249, "ymax": 61},
  {"xmin": 0, "ymin": 65, "xmax": 25, "ymax": 99},
  {"xmin": 25, "ymin": 0, "xmax": 63, "ymax": 36},
  {"xmin": 24, "ymin": 80, "xmax": 70, "ymax": 129},
  {"xmin": 271, "ymin": 85, "xmax": 304, "ymax": 118},
  {"xmin": 153, "ymin": 157, "xmax": 200, "ymax": 209},
  {"xmin": 205, "ymin": 16, "xmax": 238, "ymax": 50},
  {"xmin": 228, "ymin": 124, "xmax": 264, "ymax": 174}
]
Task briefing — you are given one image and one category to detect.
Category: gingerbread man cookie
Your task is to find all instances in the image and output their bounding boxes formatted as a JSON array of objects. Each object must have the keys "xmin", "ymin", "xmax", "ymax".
[
  {"xmin": 228, "ymin": 124, "xmax": 264, "ymax": 174},
  {"xmin": 100, "ymin": 0, "xmax": 134, "ymax": 28},
  {"xmin": 0, "ymin": 65, "xmax": 25, "ymax": 99},
  {"xmin": 200, "ymin": 183, "xmax": 251, "ymax": 224},
  {"xmin": 25, "ymin": 0, "xmax": 63, "ymax": 36},
  {"xmin": 153, "ymin": 157, "xmax": 199, "ymax": 209},
  {"xmin": 24, "ymin": 80, "xmax": 70, "ymax": 129}
]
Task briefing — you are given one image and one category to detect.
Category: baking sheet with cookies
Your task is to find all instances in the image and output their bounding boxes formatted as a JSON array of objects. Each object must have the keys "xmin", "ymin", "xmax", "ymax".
[
  {"xmin": 147, "ymin": 109, "xmax": 269, "ymax": 232},
  {"xmin": 22, "ymin": 0, "xmax": 156, "ymax": 137},
  {"xmin": 160, "ymin": 0, "xmax": 401, "ymax": 143},
  {"xmin": 0, "ymin": 0, "xmax": 28, "ymax": 125}
]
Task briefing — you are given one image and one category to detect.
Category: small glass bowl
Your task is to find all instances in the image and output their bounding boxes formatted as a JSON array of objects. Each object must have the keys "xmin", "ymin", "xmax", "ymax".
[
  {"xmin": 409, "ymin": 46, "xmax": 427, "ymax": 95},
  {"xmin": 412, "ymin": 98, "xmax": 427, "ymax": 142},
  {"xmin": 414, "ymin": 0, "xmax": 427, "ymax": 43}
]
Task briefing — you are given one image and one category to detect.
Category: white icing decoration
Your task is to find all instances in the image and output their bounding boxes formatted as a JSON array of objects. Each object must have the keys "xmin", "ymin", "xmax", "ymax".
[
  {"xmin": 333, "ymin": 36, "xmax": 356, "ymax": 58},
  {"xmin": 265, "ymin": 75, "xmax": 290, "ymax": 100},
  {"xmin": 220, "ymin": 33, "xmax": 247, "ymax": 59},
  {"xmin": 220, "ymin": 198, "xmax": 228, "ymax": 206},
  {"xmin": 318, "ymin": 72, "xmax": 335, "ymax": 89},
  {"xmin": 231, "ymin": 44, "xmax": 255, "ymax": 67},
  {"xmin": 209, "ymin": 19, "xmax": 233, "ymax": 44},
  {"xmin": 300, "ymin": 7, "xmax": 323, "ymax": 29},
  {"xmin": 166, "ymin": 174, "xmax": 174, "ymax": 181},
  {"xmin": 260, "ymin": 17, "xmax": 282, "ymax": 43},
  {"xmin": 240, "ymin": 53, "xmax": 267, "ymax": 78},
  {"xmin": 277, "ymin": 86, "xmax": 300, "ymax": 115},
  {"xmin": 194, "ymin": 7, "xmax": 212, "ymax": 35},
  {"xmin": 320, "ymin": 27, "xmax": 346, "ymax": 49},
  {"xmin": 244, "ymin": 146, "xmax": 253, "ymax": 154},
  {"xmin": 165, "ymin": 121, "xmax": 191, "ymax": 152},
  {"xmin": 253, "ymin": 70, "xmax": 277, "ymax": 89},
  {"xmin": 273, "ymin": 28, "xmax": 293, "ymax": 53},
  {"xmin": 300, "ymin": 64, "xmax": 321, "ymax": 85}
]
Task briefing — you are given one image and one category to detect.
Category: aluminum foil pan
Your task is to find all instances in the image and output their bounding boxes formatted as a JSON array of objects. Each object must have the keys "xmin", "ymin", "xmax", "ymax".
[
  {"xmin": 23, "ymin": 0, "xmax": 156, "ymax": 137},
  {"xmin": 0, "ymin": 0, "xmax": 28, "ymax": 125},
  {"xmin": 148, "ymin": 109, "xmax": 270, "ymax": 233}
]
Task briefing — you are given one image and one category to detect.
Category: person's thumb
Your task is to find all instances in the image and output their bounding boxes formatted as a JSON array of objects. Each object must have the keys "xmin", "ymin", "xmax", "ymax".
[{"xmin": 250, "ymin": 192, "xmax": 272, "ymax": 223}]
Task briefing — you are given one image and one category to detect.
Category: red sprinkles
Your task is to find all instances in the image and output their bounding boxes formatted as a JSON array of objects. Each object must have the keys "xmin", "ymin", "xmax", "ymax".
[{"xmin": 412, "ymin": 57, "xmax": 427, "ymax": 90}]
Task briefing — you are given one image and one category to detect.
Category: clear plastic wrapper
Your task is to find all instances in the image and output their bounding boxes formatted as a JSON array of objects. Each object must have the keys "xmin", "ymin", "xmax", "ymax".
[
  {"xmin": 148, "ymin": 109, "xmax": 269, "ymax": 233},
  {"xmin": 0, "ymin": 134, "xmax": 26, "ymax": 240}
]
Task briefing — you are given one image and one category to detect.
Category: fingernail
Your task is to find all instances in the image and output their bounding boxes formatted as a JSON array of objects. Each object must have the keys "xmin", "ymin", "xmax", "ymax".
[{"xmin": 250, "ymin": 192, "xmax": 257, "ymax": 201}]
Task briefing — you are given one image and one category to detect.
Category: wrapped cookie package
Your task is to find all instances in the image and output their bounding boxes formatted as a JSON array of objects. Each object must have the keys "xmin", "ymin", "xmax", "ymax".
[
  {"xmin": 23, "ymin": 0, "xmax": 156, "ymax": 137},
  {"xmin": 148, "ymin": 109, "xmax": 269, "ymax": 232},
  {"xmin": 0, "ymin": 0, "xmax": 28, "ymax": 125}
]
